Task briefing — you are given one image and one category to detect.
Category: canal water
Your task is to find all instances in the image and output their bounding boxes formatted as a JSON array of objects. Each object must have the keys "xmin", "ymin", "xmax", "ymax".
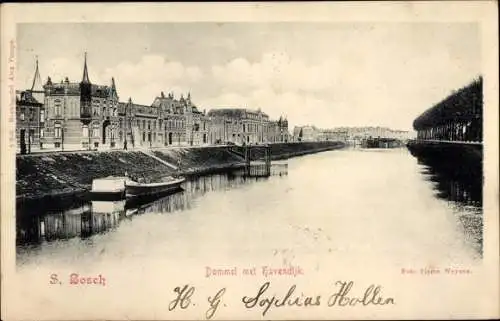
[{"xmin": 17, "ymin": 147, "xmax": 483, "ymax": 269}]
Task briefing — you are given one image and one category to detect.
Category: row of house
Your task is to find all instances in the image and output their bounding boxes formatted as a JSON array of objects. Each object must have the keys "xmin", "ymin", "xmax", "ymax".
[
  {"xmin": 292, "ymin": 125, "xmax": 349, "ymax": 142},
  {"xmin": 292, "ymin": 125, "xmax": 414, "ymax": 143},
  {"xmin": 332, "ymin": 126, "xmax": 415, "ymax": 140},
  {"xmin": 16, "ymin": 55, "xmax": 289, "ymax": 153}
]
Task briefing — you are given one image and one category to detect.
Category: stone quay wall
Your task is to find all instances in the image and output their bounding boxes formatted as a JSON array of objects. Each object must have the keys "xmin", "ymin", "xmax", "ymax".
[{"xmin": 16, "ymin": 141, "xmax": 345, "ymax": 202}]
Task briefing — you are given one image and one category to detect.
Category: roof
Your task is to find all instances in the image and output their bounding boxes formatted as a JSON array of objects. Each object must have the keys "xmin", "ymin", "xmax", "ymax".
[
  {"xmin": 152, "ymin": 95, "xmax": 202, "ymax": 114},
  {"xmin": 45, "ymin": 82, "xmax": 114, "ymax": 98},
  {"xmin": 207, "ymin": 108, "xmax": 268, "ymax": 118},
  {"xmin": 16, "ymin": 91, "xmax": 43, "ymax": 105},
  {"xmin": 31, "ymin": 58, "xmax": 43, "ymax": 92}
]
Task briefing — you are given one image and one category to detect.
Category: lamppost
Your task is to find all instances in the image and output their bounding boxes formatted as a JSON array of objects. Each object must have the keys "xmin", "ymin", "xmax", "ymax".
[
  {"xmin": 61, "ymin": 95, "xmax": 67, "ymax": 152},
  {"xmin": 88, "ymin": 123, "xmax": 91, "ymax": 151},
  {"xmin": 110, "ymin": 123, "xmax": 115, "ymax": 149},
  {"xmin": 223, "ymin": 118, "xmax": 227, "ymax": 144},
  {"xmin": 27, "ymin": 107, "xmax": 32, "ymax": 154},
  {"xmin": 61, "ymin": 121, "xmax": 65, "ymax": 152}
]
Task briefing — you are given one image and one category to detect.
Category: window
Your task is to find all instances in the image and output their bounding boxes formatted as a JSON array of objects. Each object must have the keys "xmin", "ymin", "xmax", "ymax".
[
  {"xmin": 29, "ymin": 129, "xmax": 35, "ymax": 143},
  {"xmin": 93, "ymin": 124, "xmax": 99, "ymax": 137},
  {"xmin": 82, "ymin": 125, "xmax": 89, "ymax": 138},
  {"xmin": 40, "ymin": 110, "xmax": 45, "ymax": 122},
  {"xmin": 54, "ymin": 123, "xmax": 62, "ymax": 138},
  {"xmin": 54, "ymin": 99, "xmax": 62, "ymax": 116},
  {"xmin": 20, "ymin": 112, "xmax": 25, "ymax": 121},
  {"xmin": 40, "ymin": 128, "xmax": 44, "ymax": 138}
]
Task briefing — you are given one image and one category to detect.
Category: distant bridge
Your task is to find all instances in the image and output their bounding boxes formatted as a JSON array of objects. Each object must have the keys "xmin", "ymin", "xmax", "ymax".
[{"xmin": 360, "ymin": 137, "xmax": 406, "ymax": 148}]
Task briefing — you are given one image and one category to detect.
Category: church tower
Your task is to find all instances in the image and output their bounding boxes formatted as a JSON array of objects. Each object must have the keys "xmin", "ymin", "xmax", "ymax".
[
  {"xmin": 80, "ymin": 52, "xmax": 92, "ymax": 124},
  {"xmin": 30, "ymin": 56, "xmax": 44, "ymax": 104},
  {"xmin": 109, "ymin": 77, "xmax": 118, "ymax": 101}
]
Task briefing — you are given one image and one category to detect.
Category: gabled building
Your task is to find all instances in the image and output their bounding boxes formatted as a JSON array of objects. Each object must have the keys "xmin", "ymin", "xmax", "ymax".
[
  {"xmin": 151, "ymin": 91, "xmax": 209, "ymax": 146},
  {"xmin": 42, "ymin": 53, "xmax": 119, "ymax": 150},
  {"xmin": 16, "ymin": 58, "xmax": 45, "ymax": 154},
  {"xmin": 206, "ymin": 108, "xmax": 288, "ymax": 144}
]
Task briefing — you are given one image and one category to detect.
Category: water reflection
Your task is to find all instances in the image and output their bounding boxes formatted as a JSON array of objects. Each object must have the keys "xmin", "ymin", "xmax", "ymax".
[
  {"xmin": 413, "ymin": 153, "xmax": 483, "ymax": 255},
  {"xmin": 16, "ymin": 164, "xmax": 289, "ymax": 247},
  {"xmin": 419, "ymin": 160, "xmax": 482, "ymax": 207}
]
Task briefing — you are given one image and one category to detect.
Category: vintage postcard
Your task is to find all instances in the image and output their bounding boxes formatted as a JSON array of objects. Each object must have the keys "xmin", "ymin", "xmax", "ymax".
[{"xmin": 1, "ymin": 2, "xmax": 499, "ymax": 320}]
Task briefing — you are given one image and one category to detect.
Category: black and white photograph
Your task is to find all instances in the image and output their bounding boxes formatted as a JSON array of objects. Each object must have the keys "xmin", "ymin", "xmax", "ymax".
[{"xmin": 1, "ymin": 2, "xmax": 498, "ymax": 320}]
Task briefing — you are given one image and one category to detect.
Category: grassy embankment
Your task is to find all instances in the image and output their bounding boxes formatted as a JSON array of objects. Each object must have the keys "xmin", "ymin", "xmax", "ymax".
[{"xmin": 16, "ymin": 141, "xmax": 345, "ymax": 202}]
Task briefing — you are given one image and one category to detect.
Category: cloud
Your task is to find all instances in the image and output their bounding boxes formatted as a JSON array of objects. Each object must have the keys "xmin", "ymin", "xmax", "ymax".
[
  {"xmin": 199, "ymin": 88, "xmax": 335, "ymax": 130},
  {"xmin": 16, "ymin": 23, "xmax": 481, "ymax": 130},
  {"xmin": 22, "ymin": 26, "xmax": 479, "ymax": 131},
  {"xmin": 211, "ymin": 51, "xmax": 338, "ymax": 95},
  {"xmin": 99, "ymin": 55, "xmax": 204, "ymax": 104},
  {"xmin": 33, "ymin": 54, "xmax": 204, "ymax": 106},
  {"xmin": 202, "ymin": 43, "xmax": 480, "ymax": 130}
]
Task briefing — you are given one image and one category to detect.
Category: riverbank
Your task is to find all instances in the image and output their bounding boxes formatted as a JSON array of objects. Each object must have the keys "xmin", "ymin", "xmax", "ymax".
[
  {"xmin": 16, "ymin": 141, "xmax": 345, "ymax": 202},
  {"xmin": 406, "ymin": 140, "xmax": 483, "ymax": 206}
]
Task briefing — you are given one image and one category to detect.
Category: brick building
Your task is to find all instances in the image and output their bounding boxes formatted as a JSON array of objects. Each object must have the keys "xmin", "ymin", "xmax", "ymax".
[
  {"xmin": 206, "ymin": 108, "xmax": 288, "ymax": 145},
  {"xmin": 151, "ymin": 92, "xmax": 209, "ymax": 146},
  {"xmin": 42, "ymin": 53, "xmax": 120, "ymax": 151},
  {"xmin": 17, "ymin": 54, "xmax": 291, "ymax": 153},
  {"xmin": 16, "ymin": 58, "xmax": 45, "ymax": 154}
]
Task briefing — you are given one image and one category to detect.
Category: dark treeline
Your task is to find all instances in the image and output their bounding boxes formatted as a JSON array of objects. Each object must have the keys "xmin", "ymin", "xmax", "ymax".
[
  {"xmin": 413, "ymin": 77, "xmax": 482, "ymax": 143},
  {"xmin": 414, "ymin": 76, "xmax": 482, "ymax": 130}
]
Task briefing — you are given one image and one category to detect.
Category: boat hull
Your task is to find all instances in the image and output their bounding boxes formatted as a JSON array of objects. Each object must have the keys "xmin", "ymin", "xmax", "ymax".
[
  {"xmin": 90, "ymin": 190, "xmax": 126, "ymax": 201},
  {"xmin": 126, "ymin": 179, "xmax": 185, "ymax": 198}
]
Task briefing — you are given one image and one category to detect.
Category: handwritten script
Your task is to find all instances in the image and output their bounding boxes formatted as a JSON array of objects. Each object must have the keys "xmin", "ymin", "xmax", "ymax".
[{"xmin": 168, "ymin": 280, "xmax": 395, "ymax": 319}]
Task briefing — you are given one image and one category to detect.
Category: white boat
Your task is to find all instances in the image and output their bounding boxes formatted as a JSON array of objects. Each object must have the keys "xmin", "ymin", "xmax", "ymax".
[
  {"xmin": 126, "ymin": 176, "xmax": 185, "ymax": 198},
  {"xmin": 90, "ymin": 176, "xmax": 126, "ymax": 200}
]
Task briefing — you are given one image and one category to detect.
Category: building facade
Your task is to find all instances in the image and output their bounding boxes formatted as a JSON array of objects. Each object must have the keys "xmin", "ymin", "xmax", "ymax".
[
  {"xmin": 333, "ymin": 126, "xmax": 415, "ymax": 140},
  {"xmin": 293, "ymin": 125, "xmax": 319, "ymax": 142},
  {"xmin": 206, "ymin": 108, "xmax": 288, "ymax": 145},
  {"xmin": 16, "ymin": 59, "xmax": 45, "ymax": 154},
  {"xmin": 151, "ymin": 92, "xmax": 209, "ymax": 147},
  {"xmin": 293, "ymin": 125, "xmax": 349, "ymax": 142},
  {"xmin": 17, "ymin": 55, "xmax": 292, "ymax": 153},
  {"xmin": 317, "ymin": 129, "xmax": 348, "ymax": 142},
  {"xmin": 16, "ymin": 91, "xmax": 44, "ymax": 154},
  {"xmin": 42, "ymin": 53, "xmax": 120, "ymax": 151}
]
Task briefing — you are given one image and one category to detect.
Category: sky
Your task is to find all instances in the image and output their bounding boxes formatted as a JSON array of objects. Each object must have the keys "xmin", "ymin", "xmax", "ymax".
[{"xmin": 16, "ymin": 23, "xmax": 481, "ymax": 131}]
